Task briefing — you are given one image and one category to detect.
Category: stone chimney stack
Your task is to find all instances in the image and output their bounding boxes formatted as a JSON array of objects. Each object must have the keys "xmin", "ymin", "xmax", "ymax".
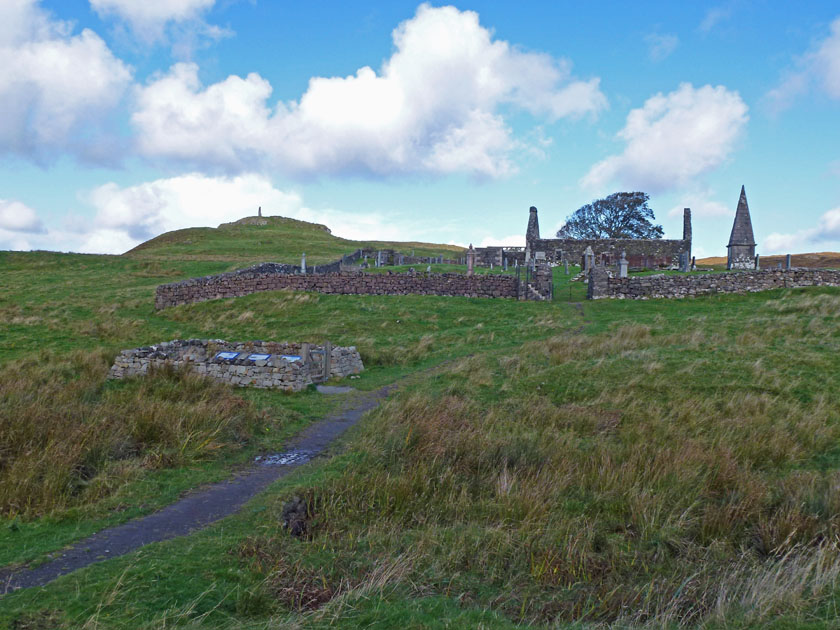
[
  {"xmin": 526, "ymin": 206, "xmax": 540, "ymax": 244},
  {"xmin": 683, "ymin": 208, "xmax": 691, "ymax": 242}
]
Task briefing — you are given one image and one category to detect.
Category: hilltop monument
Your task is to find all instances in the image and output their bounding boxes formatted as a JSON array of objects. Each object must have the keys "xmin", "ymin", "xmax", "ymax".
[{"xmin": 727, "ymin": 186, "xmax": 757, "ymax": 270}]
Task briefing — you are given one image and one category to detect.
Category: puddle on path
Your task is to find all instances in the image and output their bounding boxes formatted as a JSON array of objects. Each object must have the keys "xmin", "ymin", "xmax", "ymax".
[{"xmin": 254, "ymin": 449, "xmax": 314, "ymax": 466}]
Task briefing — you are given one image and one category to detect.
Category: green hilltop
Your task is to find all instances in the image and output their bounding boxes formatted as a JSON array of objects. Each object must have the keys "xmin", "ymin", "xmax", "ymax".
[{"xmin": 126, "ymin": 215, "xmax": 465, "ymax": 265}]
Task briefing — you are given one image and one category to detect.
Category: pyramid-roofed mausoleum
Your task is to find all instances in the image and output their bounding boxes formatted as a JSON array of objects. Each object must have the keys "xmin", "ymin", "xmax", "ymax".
[{"xmin": 727, "ymin": 186, "xmax": 757, "ymax": 269}]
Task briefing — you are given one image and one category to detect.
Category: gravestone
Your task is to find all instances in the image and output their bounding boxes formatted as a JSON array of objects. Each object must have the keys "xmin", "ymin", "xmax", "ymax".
[
  {"xmin": 301, "ymin": 253, "xmax": 306, "ymax": 274},
  {"xmin": 680, "ymin": 252, "xmax": 690, "ymax": 273},
  {"xmin": 466, "ymin": 243, "xmax": 476, "ymax": 276},
  {"xmin": 564, "ymin": 260, "xmax": 569, "ymax": 275},
  {"xmin": 786, "ymin": 254, "xmax": 792, "ymax": 270},
  {"xmin": 755, "ymin": 254, "xmax": 760, "ymax": 270},
  {"xmin": 619, "ymin": 250, "xmax": 628, "ymax": 278},
  {"xmin": 583, "ymin": 245, "xmax": 595, "ymax": 273}
]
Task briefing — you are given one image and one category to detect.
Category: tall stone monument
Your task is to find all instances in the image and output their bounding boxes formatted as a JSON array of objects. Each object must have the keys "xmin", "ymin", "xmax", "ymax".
[
  {"xmin": 525, "ymin": 206, "xmax": 539, "ymax": 262},
  {"xmin": 466, "ymin": 244, "xmax": 476, "ymax": 276},
  {"xmin": 727, "ymin": 186, "xmax": 757, "ymax": 270}
]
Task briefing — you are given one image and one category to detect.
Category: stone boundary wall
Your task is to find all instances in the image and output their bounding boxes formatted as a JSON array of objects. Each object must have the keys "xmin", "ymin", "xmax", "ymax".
[
  {"xmin": 155, "ymin": 270, "xmax": 520, "ymax": 309},
  {"xmin": 532, "ymin": 237, "xmax": 689, "ymax": 269},
  {"xmin": 588, "ymin": 267, "xmax": 840, "ymax": 300},
  {"xmin": 109, "ymin": 339, "xmax": 364, "ymax": 391}
]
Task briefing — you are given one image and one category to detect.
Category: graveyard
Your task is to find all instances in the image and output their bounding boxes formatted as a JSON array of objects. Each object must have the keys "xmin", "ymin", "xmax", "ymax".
[{"xmin": 3, "ymin": 214, "xmax": 840, "ymax": 629}]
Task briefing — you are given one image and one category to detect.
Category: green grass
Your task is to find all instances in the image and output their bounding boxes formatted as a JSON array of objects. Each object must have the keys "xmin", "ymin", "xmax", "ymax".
[
  {"xmin": 3, "ymin": 224, "xmax": 840, "ymax": 628},
  {"xmin": 125, "ymin": 215, "xmax": 465, "ymax": 265}
]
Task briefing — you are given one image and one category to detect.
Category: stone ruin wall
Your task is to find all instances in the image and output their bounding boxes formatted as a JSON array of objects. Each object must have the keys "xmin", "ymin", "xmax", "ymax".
[
  {"xmin": 155, "ymin": 269, "xmax": 522, "ymax": 309},
  {"xmin": 109, "ymin": 339, "xmax": 364, "ymax": 392},
  {"xmin": 531, "ymin": 238, "xmax": 690, "ymax": 269},
  {"xmin": 587, "ymin": 268, "xmax": 840, "ymax": 300}
]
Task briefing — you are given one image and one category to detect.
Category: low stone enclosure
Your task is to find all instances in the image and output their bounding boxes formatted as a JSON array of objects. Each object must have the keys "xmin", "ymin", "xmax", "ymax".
[
  {"xmin": 109, "ymin": 339, "xmax": 364, "ymax": 391},
  {"xmin": 155, "ymin": 264, "xmax": 553, "ymax": 309},
  {"xmin": 587, "ymin": 267, "xmax": 840, "ymax": 300}
]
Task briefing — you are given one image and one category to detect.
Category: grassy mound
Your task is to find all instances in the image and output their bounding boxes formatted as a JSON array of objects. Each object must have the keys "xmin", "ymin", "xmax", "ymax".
[{"xmin": 125, "ymin": 215, "xmax": 465, "ymax": 265}]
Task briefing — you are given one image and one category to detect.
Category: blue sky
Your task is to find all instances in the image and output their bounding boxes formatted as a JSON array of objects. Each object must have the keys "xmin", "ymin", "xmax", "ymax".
[{"xmin": 0, "ymin": 0, "xmax": 838, "ymax": 258}]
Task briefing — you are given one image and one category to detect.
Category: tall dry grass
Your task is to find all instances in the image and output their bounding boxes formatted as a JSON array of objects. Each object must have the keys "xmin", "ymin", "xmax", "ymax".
[
  {"xmin": 250, "ymin": 292, "xmax": 840, "ymax": 626},
  {"xmin": 0, "ymin": 349, "xmax": 263, "ymax": 517}
]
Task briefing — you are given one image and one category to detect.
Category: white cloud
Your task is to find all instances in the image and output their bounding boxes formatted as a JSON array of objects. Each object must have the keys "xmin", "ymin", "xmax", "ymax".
[
  {"xmin": 478, "ymin": 234, "xmax": 524, "ymax": 248},
  {"xmin": 582, "ymin": 83, "xmax": 748, "ymax": 193},
  {"xmin": 76, "ymin": 173, "xmax": 425, "ymax": 254},
  {"xmin": 0, "ymin": 0, "xmax": 132, "ymax": 161},
  {"xmin": 699, "ymin": 7, "xmax": 732, "ymax": 33},
  {"xmin": 814, "ymin": 17, "xmax": 840, "ymax": 99},
  {"xmin": 0, "ymin": 199, "xmax": 46, "ymax": 233},
  {"xmin": 645, "ymin": 33, "xmax": 678, "ymax": 61},
  {"xmin": 763, "ymin": 207, "xmax": 840, "ymax": 253},
  {"xmin": 667, "ymin": 198, "xmax": 731, "ymax": 219},
  {"xmin": 131, "ymin": 3, "xmax": 607, "ymax": 178},
  {"xmin": 90, "ymin": 0, "xmax": 217, "ymax": 43},
  {"xmin": 767, "ymin": 17, "xmax": 840, "ymax": 111},
  {"xmin": 91, "ymin": 0, "xmax": 214, "ymax": 26}
]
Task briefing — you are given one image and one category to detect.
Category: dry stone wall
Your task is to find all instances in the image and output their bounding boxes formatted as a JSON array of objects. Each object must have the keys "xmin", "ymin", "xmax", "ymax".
[
  {"xmin": 109, "ymin": 339, "xmax": 363, "ymax": 391},
  {"xmin": 588, "ymin": 267, "xmax": 840, "ymax": 300},
  {"xmin": 532, "ymin": 237, "xmax": 689, "ymax": 269},
  {"xmin": 155, "ymin": 270, "xmax": 520, "ymax": 309}
]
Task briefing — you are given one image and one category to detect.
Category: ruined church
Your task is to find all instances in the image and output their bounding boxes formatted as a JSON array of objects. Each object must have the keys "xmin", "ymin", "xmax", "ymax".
[{"xmin": 477, "ymin": 206, "xmax": 692, "ymax": 271}]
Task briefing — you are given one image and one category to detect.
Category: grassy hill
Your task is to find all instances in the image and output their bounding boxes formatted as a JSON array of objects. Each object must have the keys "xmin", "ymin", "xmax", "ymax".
[
  {"xmin": 125, "ymin": 215, "xmax": 465, "ymax": 265},
  {"xmin": 696, "ymin": 251, "xmax": 840, "ymax": 269},
  {"xmin": 3, "ymin": 226, "xmax": 840, "ymax": 629}
]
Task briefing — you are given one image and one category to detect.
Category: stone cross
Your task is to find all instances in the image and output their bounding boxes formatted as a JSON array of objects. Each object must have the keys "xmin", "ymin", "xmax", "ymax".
[
  {"xmin": 466, "ymin": 243, "xmax": 476, "ymax": 276},
  {"xmin": 301, "ymin": 252, "xmax": 306, "ymax": 274},
  {"xmin": 619, "ymin": 250, "xmax": 628, "ymax": 278}
]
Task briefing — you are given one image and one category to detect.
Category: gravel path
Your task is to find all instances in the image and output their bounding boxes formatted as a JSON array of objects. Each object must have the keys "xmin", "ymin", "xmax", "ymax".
[{"xmin": 1, "ymin": 384, "xmax": 395, "ymax": 595}]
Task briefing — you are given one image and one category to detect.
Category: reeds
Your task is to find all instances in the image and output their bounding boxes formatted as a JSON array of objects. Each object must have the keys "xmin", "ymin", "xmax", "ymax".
[{"xmin": 0, "ymin": 350, "xmax": 263, "ymax": 517}]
